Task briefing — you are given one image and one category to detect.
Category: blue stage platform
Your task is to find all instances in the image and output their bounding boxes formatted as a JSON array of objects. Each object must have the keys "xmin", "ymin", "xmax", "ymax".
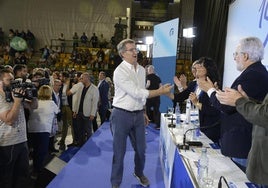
[{"xmin": 47, "ymin": 122, "xmax": 165, "ymax": 188}]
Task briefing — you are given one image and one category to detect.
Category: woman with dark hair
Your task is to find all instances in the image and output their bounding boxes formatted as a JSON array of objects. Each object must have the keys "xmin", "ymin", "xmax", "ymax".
[{"xmin": 189, "ymin": 57, "xmax": 222, "ymax": 143}]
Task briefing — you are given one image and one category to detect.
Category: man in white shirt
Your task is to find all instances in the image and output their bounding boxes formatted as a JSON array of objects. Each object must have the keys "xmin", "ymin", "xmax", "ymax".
[{"xmin": 110, "ymin": 39, "xmax": 173, "ymax": 188}]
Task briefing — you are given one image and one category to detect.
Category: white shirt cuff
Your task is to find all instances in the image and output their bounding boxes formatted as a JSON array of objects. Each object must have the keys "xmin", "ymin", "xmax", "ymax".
[
  {"xmin": 207, "ymin": 88, "xmax": 217, "ymax": 97},
  {"xmin": 178, "ymin": 86, "xmax": 183, "ymax": 92}
]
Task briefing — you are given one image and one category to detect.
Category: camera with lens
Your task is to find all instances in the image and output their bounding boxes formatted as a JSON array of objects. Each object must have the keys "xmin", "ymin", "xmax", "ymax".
[
  {"xmin": 32, "ymin": 78, "xmax": 50, "ymax": 89},
  {"xmin": 4, "ymin": 80, "xmax": 37, "ymax": 102},
  {"xmin": 37, "ymin": 78, "xmax": 50, "ymax": 87}
]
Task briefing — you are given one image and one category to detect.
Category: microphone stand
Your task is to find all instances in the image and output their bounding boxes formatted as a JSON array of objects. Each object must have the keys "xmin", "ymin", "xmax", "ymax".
[
  {"xmin": 168, "ymin": 116, "xmax": 176, "ymax": 128},
  {"xmin": 178, "ymin": 133, "xmax": 190, "ymax": 150},
  {"xmin": 177, "ymin": 121, "xmax": 220, "ymax": 151},
  {"xmin": 177, "ymin": 127, "xmax": 196, "ymax": 151}
]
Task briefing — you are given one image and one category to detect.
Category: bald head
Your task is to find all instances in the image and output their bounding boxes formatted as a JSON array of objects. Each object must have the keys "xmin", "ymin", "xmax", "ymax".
[
  {"xmin": 81, "ymin": 72, "xmax": 92, "ymax": 86},
  {"xmin": 147, "ymin": 65, "xmax": 155, "ymax": 74}
]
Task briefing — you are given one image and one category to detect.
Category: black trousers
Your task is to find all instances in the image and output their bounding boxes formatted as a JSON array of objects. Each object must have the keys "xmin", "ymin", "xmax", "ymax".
[
  {"xmin": 75, "ymin": 113, "xmax": 93, "ymax": 146},
  {"xmin": 0, "ymin": 142, "xmax": 30, "ymax": 188},
  {"xmin": 146, "ymin": 99, "xmax": 160, "ymax": 127}
]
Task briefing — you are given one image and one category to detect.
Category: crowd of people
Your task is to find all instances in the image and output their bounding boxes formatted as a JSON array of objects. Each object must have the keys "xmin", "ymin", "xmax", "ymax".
[
  {"xmin": 0, "ymin": 35, "xmax": 268, "ymax": 188},
  {"xmin": 54, "ymin": 32, "xmax": 115, "ymax": 53},
  {"xmin": 0, "ymin": 64, "xmax": 114, "ymax": 187},
  {"xmin": 0, "ymin": 27, "xmax": 36, "ymax": 66}
]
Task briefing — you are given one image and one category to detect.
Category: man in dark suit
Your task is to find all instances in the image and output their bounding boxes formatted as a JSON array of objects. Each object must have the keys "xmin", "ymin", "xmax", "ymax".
[
  {"xmin": 198, "ymin": 37, "xmax": 268, "ymax": 171},
  {"xmin": 145, "ymin": 65, "xmax": 162, "ymax": 129},
  {"xmin": 98, "ymin": 71, "xmax": 109, "ymax": 125}
]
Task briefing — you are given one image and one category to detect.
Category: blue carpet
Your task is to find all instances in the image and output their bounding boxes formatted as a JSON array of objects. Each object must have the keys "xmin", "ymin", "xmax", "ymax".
[{"xmin": 47, "ymin": 122, "xmax": 165, "ymax": 188}]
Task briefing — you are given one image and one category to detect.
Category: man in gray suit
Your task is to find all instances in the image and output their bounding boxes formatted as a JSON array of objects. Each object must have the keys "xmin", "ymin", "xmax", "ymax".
[
  {"xmin": 216, "ymin": 84, "xmax": 268, "ymax": 187},
  {"xmin": 72, "ymin": 72, "xmax": 99, "ymax": 146}
]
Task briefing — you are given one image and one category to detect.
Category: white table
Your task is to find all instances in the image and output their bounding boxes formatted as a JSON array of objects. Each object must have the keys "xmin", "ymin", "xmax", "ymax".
[{"xmin": 159, "ymin": 113, "xmax": 250, "ymax": 188}]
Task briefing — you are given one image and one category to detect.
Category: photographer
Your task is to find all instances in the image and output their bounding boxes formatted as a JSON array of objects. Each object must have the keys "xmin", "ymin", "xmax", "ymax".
[{"xmin": 0, "ymin": 69, "xmax": 38, "ymax": 188}]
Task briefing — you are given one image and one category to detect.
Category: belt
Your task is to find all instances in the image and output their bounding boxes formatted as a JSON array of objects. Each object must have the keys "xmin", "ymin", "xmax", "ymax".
[{"xmin": 113, "ymin": 107, "xmax": 144, "ymax": 113}]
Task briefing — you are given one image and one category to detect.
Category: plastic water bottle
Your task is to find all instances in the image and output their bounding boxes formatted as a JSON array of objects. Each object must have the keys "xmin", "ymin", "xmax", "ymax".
[
  {"xmin": 192, "ymin": 111, "xmax": 201, "ymax": 140},
  {"xmin": 185, "ymin": 99, "xmax": 191, "ymax": 124},
  {"xmin": 175, "ymin": 102, "xmax": 181, "ymax": 127},
  {"xmin": 198, "ymin": 147, "xmax": 209, "ymax": 186}
]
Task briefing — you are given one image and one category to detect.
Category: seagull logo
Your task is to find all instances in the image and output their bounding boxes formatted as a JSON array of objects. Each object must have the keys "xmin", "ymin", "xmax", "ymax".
[{"xmin": 169, "ymin": 28, "xmax": 174, "ymax": 36}]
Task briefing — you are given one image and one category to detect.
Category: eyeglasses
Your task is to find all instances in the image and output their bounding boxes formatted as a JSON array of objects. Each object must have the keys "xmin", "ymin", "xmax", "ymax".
[
  {"xmin": 125, "ymin": 48, "xmax": 139, "ymax": 53},
  {"xmin": 233, "ymin": 52, "xmax": 245, "ymax": 58}
]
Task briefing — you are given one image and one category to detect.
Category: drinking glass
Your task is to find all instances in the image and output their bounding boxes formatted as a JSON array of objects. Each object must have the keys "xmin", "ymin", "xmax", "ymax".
[{"xmin": 167, "ymin": 107, "xmax": 174, "ymax": 115}]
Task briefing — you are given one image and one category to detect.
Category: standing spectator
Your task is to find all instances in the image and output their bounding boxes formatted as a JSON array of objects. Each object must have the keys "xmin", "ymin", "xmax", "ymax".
[
  {"xmin": 145, "ymin": 65, "xmax": 161, "ymax": 129},
  {"xmin": 110, "ymin": 39, "xmax": 172, "ymax": 188},
  {"xmin": 72, "ymin": 72, "xmax": 99, "ymax": 146},
  {"xmin": 0, "ymin": 27, "xmax": 4, "ymax": 45},
  {"xmin": 58, "ymin": 72, "xmax": 73, "ymax": 150},
  {"xmin": 197, "ymin": 37, "xmax": 268, "ymax": 171},
  {"xmin": 8, "ymin": 29, "xmax": 14, "ymax": 42},
  {"xmin": 73, "ymin": 32, "xmax": 79, "ymax": 50},
  {"xmin": 105, "ymin": 76, "xmax": 114, "ymax": 120},
  {"xmin": 13, "ymin": 64, "xmax": 31, "ymax": 124},
  {"xmin": 99, "ymin": 33, "xmax": 107, "ymax": 48},
  {"xmin": 110, "ymin": 36, "xmax": 116, "ymax": 49},
  {"xmin": 96, "ymin": 47, "xmax": 105, "ymax": 63},
  {"xmin": 14, "ymin": 52, "xmax": 22, "ymax": 65},
  {"xmin": 41, "ymin": 45, "xmax": 50, "ymax": 61},
  {"xmin": 20, "ymin": 30, "xmax": 26, "ymax": 40},
  {"xmin": 80, "ymin": 32, "xmax": 88, "ymax": 47},
  {"xmin": 58, "ymin": 33, "xmax": 65, "ymax": 53},
  {"xmin": 26, "ymin": 29, "xmax": 35, "ymax": 50},
  {"xmin": 97, "ymin": 71, "xmax": 109, "ymax": 125},
  {"xmin": 0, "ymin": 69, "xmax": 38, "ymax": 188},
  {"xmin": 67, "ymin": 72, "xmax": 83, "ymax": 146},
  {"xmin": 14, "ymin": 29, "xmax": 20, "ymax": 37},
  {"xmin": 20, "ymin": 52, "xmax": 28, "ymax": 64},
  {"xmin": 28, "ymin": 85, "xmax": 59, "ymax": 179},
  {"xmin": 50, "ymin": 79, "xmax": 62, "ymax": 154},
  {"xmin": 89, "ymin": 33, "xmax": 98, "ymax": 48},
  {"xmin": 13, "ymin": 64, "xmax": 28, "ymax": 81}
]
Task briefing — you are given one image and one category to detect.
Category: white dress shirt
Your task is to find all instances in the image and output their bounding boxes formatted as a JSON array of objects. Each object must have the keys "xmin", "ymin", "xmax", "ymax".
[{"xmin": 112, "ymin": 60, "xmax": 149, "ymax": 111}]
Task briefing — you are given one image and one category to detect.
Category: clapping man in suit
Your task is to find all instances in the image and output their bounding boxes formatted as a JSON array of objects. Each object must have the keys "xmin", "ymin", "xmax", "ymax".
[{"xmin": 197, "ymin": 37, "xmax": 268, "ymax": 171}]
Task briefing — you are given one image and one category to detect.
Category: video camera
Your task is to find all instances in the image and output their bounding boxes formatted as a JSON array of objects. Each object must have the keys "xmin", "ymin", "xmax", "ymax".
[
  {"xmin": 4, "ymin": 79, "xmax": 37, "ymax": 102},
  {"xmin": 31, "ymin": 78, "xmax": 50, "ymax": 88}
]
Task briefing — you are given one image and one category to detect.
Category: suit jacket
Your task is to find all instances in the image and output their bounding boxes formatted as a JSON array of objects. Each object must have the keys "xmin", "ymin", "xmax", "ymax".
[
  {"xmin": 174, "ymin": 80, "xmax": 197, "ymax": 104},
  {"xmin": 98, "ymin": 80, "xmax": 109, "ymax": 108},
  {"xmin": 210, "ymin": 61, "xmax": 268, "ymax": 158},
  {"xmin": 198, "ymin": 91, "xmax": 221, "ymax": 143},
  {"xmin": 236, "ymin": 94, "xmax": 268, "ymax": 185},
  {"xmin": 73, "ymin": 84, "xmax": 99, "ymax": 117}
]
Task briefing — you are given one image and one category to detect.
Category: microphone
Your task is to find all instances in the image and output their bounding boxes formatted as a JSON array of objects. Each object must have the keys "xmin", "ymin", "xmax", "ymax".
[
  {"xmin": 178, "ymin": 127, "xmax": 202, "ymax": 150},
  {"xmin": 218, "ymin": 176, "xmax": 230, "ymax": 188},
  {"xmin": 177, "ymin": 121, "xmax": 220, "ymax": 151}
]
